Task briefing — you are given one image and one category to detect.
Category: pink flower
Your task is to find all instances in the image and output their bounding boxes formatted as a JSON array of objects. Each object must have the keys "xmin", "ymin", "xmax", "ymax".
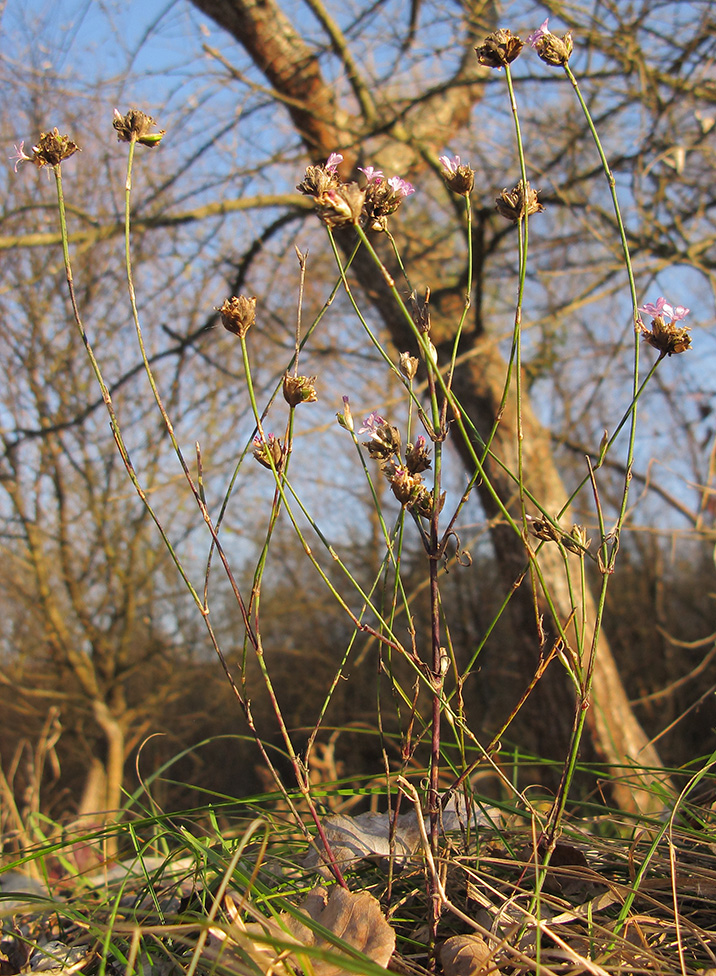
[
  {"xmin": 358, "ymin": 411, "xmax": 386, "ymax": 434},
  {"xmin": 527, "ymin": 19, "xmax": 551, "ymax": 47},
  {"xmin": 358, "ymin": 165, "xmax": 383, "ymax": 182},
  {"xmin": 325, "ymin": 152, "xmax": 343, "ymax": 173},
  {"xmin": 438, "ymin": 154, "xmax": 461, "ymax": 174},
  {"xmin": 10, "ymin": 141, "xmax": 32, "ymax": 172},
  {"xmin": 387, "ymin": 176, "xmax": 415, "ymax": 196},
  {"xmin": 638, "ymin": 297, "xmax": 690, "ymax": 322}
]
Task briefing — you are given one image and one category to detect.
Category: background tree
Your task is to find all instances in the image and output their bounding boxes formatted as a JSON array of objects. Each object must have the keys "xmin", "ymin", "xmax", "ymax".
[{"xmin": 1, "ymin": 0, "xmax": 715, "ymax": 819}]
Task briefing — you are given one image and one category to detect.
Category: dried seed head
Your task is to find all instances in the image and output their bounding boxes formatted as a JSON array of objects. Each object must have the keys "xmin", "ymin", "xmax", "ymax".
[
  {"xmin": 475, "ymin": 29, "xmax": 524, "ymax": 68},
  {"xmin": 495, "ymin": 180, "xmax": 544, "ymax": 222},
  {"xmin": 389, "ymin": 466, "xmax": 423, "ymax": 506},
  {"xmin": 563, "ymin": 524, "xmax": 590, "ymax": 554},
  {"xmin": 112, "ymin": 109, "xmax": 165, "ymax": 147},
  {"xmin": 526, "ymin": 514, "xmax": 561, "ymax": 543},
  {"xmin": 283, "ymin": 373, "xmax": 318, "ymax": 406},
  {"xmin": 28, "ymin": 129, "xmax": 80, "ymax": 168},
  {"xmin": 314, "ymin": 183, "xmax": 366, "ymax": 228},
  {"xmin": 219, "ymin": 296, "xmax": 256, "ymax": 338},
  {"xmin": 399, "ymin": 352, "xmax": 419, "ymax": 381},
  {"xmin": 359, "ymin": 413, "xmax": 401, "ymax": 460},
  {"xmin": 361, "ymin": 175, "xmax": 415, "ymax": 230}
]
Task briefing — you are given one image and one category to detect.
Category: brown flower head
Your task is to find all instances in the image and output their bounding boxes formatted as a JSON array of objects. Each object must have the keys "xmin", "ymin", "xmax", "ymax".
[
  {"xmin": 495, "ymin": 180, "xmax": 544, "ymax": 222},
  {"xmin": 24, "ymin": 129, "xmax": 80, "ymax": 168},
  {"xmin": 283, "ymin": 373, "xmax": 318, "ymax": 406},
  {"xmin": 113, "ymin": 109, "xmax": 165, "ymax": 147},
  {"xmin": 359, "ymin": 412, "xmax": 401, "ymax": 461},
  {"xmin": 297, "ymin": 152, "xmax": 343, "ymax": 198},
  {"xmin": 389, "ymin": 466, "xmax": 424, "ymax": 507},
  {"xmin": 476, "ymin": 29, "xmax": 524, "ymax": 68},
  {"xmin": 219, "ymin": 295, "xmax": 256, "ymax": 338},
  {"xmin": 253, "ymin": 432, "xmax": 283, "ymax": 469},
  {"xmin": 405, "ymin": 435, "xmax": 432, "ymax": 475},
  {"xmin": 527, "ymin": 19, "xmax": 573, "ymax": 66},
  {"xmin": 314, "ymin": 183, "xmax": 366, "ymax": 228},
  {"xmin": 361, "ymin": 175, "xmax": 415, "ymax": 231},
  {"xmin": 525, "ymin": 514, "xmax": 561, "ymax": 543}
]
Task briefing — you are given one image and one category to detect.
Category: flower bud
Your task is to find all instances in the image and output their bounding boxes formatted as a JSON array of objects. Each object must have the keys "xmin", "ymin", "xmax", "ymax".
[
  {"xmin": 219, "ymin": 296, "xmax": 256, "ymax": 338},
  {"xmin": 283, "ymin": 373, "xmax": 318, "ymax": 406},
  {"xmin": 399, "ymin": 352, "xmax": 419, "ymax": 380},
  {"xmin": 337, "ymin": 395, "xmax": 354, "ymax": 431}
]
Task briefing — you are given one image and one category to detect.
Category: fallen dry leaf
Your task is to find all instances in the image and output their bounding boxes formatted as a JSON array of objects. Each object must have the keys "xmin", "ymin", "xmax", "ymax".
[
  {"xmin": 283, "ymin": 885, "xmax": 395, "ymax": 976},
  {"xmin": 439, "ymin": 934, "xmax": 493, "ymax": 976}
]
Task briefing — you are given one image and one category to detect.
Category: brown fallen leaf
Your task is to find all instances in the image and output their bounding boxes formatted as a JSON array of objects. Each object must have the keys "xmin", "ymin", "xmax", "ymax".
[
  {"xmin": 207, "ymin": 886, "xmax": 395, "ymax": 976},
  {"xmin": 439, "ymin": 934, "xmax": 493, "ymax": 976},
  {"xmin": 283, "ymin": 885, "xmax": 396, "ymax": 976}
]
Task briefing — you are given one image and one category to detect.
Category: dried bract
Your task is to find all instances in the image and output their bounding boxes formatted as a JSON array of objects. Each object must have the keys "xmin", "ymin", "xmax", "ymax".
[
  {"xmin": 526, "ymin": 515, "xmax": 560, "ymax": 543},
  {"xmin": 315, "ymin": 183, "xmax": 366, "ymax": 228},
  {"xmin": 495, "ymin": 180, "xmax": 544, "ymax": 222},
  {"xmin": 112, "ymin": 109, "xmax": 165, "ymax": 147},
  {"xmin": 219, "ymin": 295, "xmax": 256, "ymax": 338},
  {"xmin": 475, "ymin": 29, "xmax": 523, "ymax": 68},
  {"xmin": 283, "ymin": 373, "xmax": 318, "ymax": 406}
]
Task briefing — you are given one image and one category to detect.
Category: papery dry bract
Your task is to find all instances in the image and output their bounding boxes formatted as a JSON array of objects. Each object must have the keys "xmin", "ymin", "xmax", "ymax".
[
  {"xmin": 495, "ymin": 180, "xmax": 544, "ymax": 222},
  {"xmin": 219, "ymin": 295, "xmax": 256, "ymax": 337},
  {"xmin": 112, "ymin": 109, "xmax": 165, "ymax": 147},
  {"xmin": 475, "ymin": 29, "xmax": 523, "ymax": 68}
]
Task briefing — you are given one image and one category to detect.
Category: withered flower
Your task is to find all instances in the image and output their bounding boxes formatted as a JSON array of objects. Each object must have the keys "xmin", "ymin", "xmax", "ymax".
[
  {"xmin": 389, "ymin": 466, "xmax": 424, "ymax": 506},
  {"xmin": 413, "ymin": 487, "xmax": 445, "ymax": 520},
  {"xmin": 406, "ymin": 435, "xmax": 432, "ymax": 474},
  {"xmin": 495, "ymin": 180, "xmax": 544, "ymax": 222},
  {"xmin": 439, "ymin": 154, "xmax": 475, "ymax": 196},
  {"xmin": 283, "ymin": 373, "xmax": 318, "ymax": 406},
  {"xmin": 112, "ymin": 109, "xmax": 165, "ymax": 147},
  {"xmin": 20, "ymin": 129, "xmax": 80, "ymax": 168},
  {"xmin": 527, "ymin": 19, "xmax": 573, "ymax": 66},
  {"xmin": 219, "ymin": 295, "xmax": 256, "ymax": 338},
  {"xmin": 399, "ymin": 352, "xmax": 419, "ymax": 381},
  {"xmin": 360, "ymin": 412, "xmax": 401, "ymax": 460},
  {"xmin": 637, "ymin": 297, "xmax": 691, "ymax": 356},
  {"xmin": 476, "ymin": 29, "xmax": 524, "ymax": 68},
  {"xmin": 526, "ymin": 514, "xmax": 561, "ymax": 543},
  {"xmin": 563, "ymin": 524, "xmax": 590, "ymax": 554},
  {"xmin": 253, "ymin": 433, "xmax": 283, "ymax": 469}
]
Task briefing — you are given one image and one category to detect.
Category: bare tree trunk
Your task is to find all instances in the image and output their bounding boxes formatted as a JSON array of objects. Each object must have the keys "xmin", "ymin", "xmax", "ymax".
[{"xmin": 190, "ymin": 0, "xmax": 668, "ymax": 812}]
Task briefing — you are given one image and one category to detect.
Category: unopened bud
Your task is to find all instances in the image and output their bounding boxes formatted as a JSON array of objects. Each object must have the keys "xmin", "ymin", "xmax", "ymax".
[{"xmin": 399, "ymin": 352, "xmax": 419, "ymax": 380}]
